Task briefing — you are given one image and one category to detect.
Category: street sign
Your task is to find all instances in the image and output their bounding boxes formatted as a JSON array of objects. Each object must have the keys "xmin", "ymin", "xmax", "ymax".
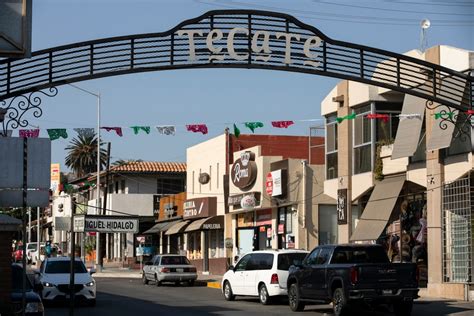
[
  {"xmin": 54, "ymin": 216, "xmax": 71, "ymax": 231},
  {"xmin": 73, "ymin": 215, "xmax": 139, "ymax": 233}
]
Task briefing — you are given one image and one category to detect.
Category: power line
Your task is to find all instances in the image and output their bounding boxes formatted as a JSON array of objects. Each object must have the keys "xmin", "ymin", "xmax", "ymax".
[
  {"xmin": 312, "ymin": 0, "xmax": 473, "ymax": 16},
  {"xmin": 196, "ymin": 0, "xmax": 474, "ymax": 26}
]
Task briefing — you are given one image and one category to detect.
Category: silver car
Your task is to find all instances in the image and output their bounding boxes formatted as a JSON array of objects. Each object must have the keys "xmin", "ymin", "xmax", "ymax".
[{"xmin": 142, "ymin": 254, "xmax": 197, "ymax": 286}]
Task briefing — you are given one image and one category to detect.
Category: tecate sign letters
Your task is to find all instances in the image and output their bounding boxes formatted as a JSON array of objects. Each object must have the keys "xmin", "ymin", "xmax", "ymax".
[
  {"xmin": 231, "ymin": 151, "xmax": 257, "ymax": 190},
  {"xmin": 178, "ymin": 28, "xmax": 322, "ymax": 68}
]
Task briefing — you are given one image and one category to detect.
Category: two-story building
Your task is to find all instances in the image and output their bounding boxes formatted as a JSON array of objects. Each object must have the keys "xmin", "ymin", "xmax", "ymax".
[{"xmin": 322, "ymin": 45, "xmax": 473, "ymax": 300}]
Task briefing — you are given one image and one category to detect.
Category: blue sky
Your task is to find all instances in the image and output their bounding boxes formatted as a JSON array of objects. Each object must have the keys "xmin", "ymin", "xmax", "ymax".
[{"xmin": 28, "ymin": 0, "xmax": 473, "ymax": 171}]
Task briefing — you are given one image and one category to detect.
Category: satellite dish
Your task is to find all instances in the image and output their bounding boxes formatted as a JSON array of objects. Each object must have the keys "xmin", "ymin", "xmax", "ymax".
[{"xmin": 421, "ymin": 19, "xmax": 431, "ymax": 29}]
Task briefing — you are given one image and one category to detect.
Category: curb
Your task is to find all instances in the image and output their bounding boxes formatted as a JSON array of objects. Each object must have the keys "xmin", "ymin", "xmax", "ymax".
[{"xmin": 207, "ymin": 281, "xmax": 221, "ymax": 289}]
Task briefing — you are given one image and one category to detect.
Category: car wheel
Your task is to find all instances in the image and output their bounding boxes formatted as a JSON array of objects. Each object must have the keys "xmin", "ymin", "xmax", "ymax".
[
  {"xmin": 288, "ymin": 283, "xmax": 305, "ymax": 312},
  {"xmin": 188, "ymin": 280, "xmax": 195, "ymax": 287},
  {"xmin": 333, "ymin": 288, "xmax": 349, "ymax": 316},
  {"xmin": 142, "ymin": 273, "xmax": 148, "ymax": 285},
  {"xmin": 393, "ymin": 300, "xmax": 413, "ymax": 316},
  {"xmin": 155, "ymin": 275, "xmax": 161, "ymax": 287},
  {"xmin": 259, "ymin": 284, "xmax": 272, "ymax": 305},
  {"xmin": 223, "ymin": 281, "xmax": 235, "ymax": 301}
]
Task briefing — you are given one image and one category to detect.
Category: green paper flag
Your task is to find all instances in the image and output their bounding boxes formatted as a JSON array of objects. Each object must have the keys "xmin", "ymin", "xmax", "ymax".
[
  {"xmin": 233, "ymin": 124, "xmax": 240, "ymax": 138},
  {"xmin": 434, "ymin": 112, "xmax": 454, "ymax": 120},
  {"xmin": 244, "ymin": 122, "xmax": 264, "ymax": 133},
  {"xmin": 336, "ymin": 113, "xmax": 356, "ymax": 124},
  {"xmin": 47, "ymin": 129, "xmax": 68, "ymax": 140},
  {"xmin": 131, "ymin": 126, "xmax": 151, "ymax": 135}
]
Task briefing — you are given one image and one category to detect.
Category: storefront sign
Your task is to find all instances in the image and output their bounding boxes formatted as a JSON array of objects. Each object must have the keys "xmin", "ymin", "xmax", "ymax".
[
  {"xmin": 266, "ymin": 228, "xmax": 272, "ymax": 239},
  {"xmin": 228, "ymin": 192, "xmax": 261, "ymax": 207},
  {"xmin": 202, "ymin": 223, "xmax": 221, "ymax": 230},
  {"xmin": 231, "ymin": 151, "xmax": 258, "ymax": 190},
  {"xmin": 278, "ymin": 224, "xmax": 284, "ymax": 234},
  {"xmin": 237, "ymin": 212, "xmax": 254, "ymax": 227},
  {"xmin": 241, "ymin": 195, "xmax": 257, "ymax": 210},
  {"xmin": 183, "ymin": 197, "xmax": 217, "ymax": 219},
  {"xmin": 337, "ymin": 189, "xmax": 348, "ymax": 225},
  {"xmin": 256, "ymin": 209, "xmax": 272, "ymax": 226},
  {"xmin": 265, "ymin": 169, "xmax": 285, "ymax": 196},
  {"xmin": 73, "ymin": 215, "xmax": 139, "ymax": 233}
]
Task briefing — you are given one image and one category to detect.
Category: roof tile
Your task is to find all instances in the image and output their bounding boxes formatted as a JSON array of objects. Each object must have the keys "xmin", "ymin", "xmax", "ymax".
[{"xmin": 110, "ymin": 161, "xmax": 186, "ymax": 173}]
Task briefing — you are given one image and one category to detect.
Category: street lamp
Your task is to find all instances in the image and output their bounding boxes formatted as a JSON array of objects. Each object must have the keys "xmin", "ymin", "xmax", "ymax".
[{"xmin": 68, "ymin": 84, "xmax": 102, "ymax": 270}]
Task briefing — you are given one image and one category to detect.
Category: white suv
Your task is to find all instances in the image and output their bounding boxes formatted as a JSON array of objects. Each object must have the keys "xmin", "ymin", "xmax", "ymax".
[{"xmin": 221, "ymin": 250, "xmax": 308, "ymax": 305}]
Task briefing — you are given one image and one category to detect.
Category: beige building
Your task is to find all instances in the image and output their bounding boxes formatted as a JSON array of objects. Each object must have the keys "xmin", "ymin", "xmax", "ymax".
[{"xmin": 322, "ymin": 45, "xmax": 473, "ymax": 300}]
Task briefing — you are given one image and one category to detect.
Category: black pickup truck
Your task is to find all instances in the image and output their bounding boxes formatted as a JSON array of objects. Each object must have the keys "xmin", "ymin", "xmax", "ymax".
[{"xmin": 287, "ymin": 244, "xmax": 419, "ymax": 316}]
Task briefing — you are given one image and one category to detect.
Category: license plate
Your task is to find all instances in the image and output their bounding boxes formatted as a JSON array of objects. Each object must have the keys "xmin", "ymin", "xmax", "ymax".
[
  {"xmin": 382, "ymin": 290, "xmax": 392, "ymax": 295},
  {"xmin": 176, "ymin": 268, "xmax": 184, "ymax": 273}
]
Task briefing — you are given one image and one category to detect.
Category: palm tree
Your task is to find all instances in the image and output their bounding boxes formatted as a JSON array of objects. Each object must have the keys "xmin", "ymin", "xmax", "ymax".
[
  {"xmin": 65, "ymin": 132, "xmax": 107, "ymax": 177},
  {"xmin": 111, "ymin": 159, "xmax": 143, "ymax": 167}
]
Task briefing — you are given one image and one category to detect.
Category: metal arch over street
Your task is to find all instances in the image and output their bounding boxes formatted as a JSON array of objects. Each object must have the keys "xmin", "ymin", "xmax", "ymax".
[{"xmin": 0, "ymin": 9, "xmax": 472, "ymax": 121}]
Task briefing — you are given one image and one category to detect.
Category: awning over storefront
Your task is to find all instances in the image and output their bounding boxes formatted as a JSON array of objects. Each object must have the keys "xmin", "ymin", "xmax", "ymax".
[
  {"xmin": 143, "ymin": 221, "xmax": 177, "ymax": 234},
  {"xmin": 165, "ymin": 220, "xmax": 190, "ymax": 235},
  {"xmin": 391, "ymin": 94, "xmax": 426, "ymax": 159},
  {"xmin": 350, "ymin": 175, "xmax": 405, "ymax": 242},
  {"xmin": 184, "ymin": 216, "xmax": 224, "ymax": 232}
]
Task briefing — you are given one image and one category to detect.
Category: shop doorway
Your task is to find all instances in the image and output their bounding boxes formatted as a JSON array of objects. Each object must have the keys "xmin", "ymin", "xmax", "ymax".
[{"xmin": 237, "ymin": 228, "xmax": 254, "ymax": 256}]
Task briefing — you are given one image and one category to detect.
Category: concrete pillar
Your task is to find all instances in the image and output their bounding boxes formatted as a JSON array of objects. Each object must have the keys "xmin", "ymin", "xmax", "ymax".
[
  {"xmin": 336, "ymin": 81, "xmax": 353, "ymax": 243},
  {"xmin": 106, "ymin": 234, "xmax": 109, "ymax": 259},
  {"xmin": 425, "ymin": 46, "xmax": 445, "ymax": 287}
]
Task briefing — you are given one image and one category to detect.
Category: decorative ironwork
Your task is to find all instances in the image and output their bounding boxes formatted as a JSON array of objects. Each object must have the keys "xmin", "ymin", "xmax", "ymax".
[
  {"xmin": 425, "ymin": 99, "xmax": 472, "ymax": 140},
  {"xmin": 0, "ymin": 87, "xmax": 58, "ymax": 136},
  {"xmin": 0, "ymin": 9, "xmax": 471, "ymax": 111}
]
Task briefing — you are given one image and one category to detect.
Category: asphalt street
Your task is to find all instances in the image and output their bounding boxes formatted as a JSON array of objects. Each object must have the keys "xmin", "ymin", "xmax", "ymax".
[{"xmin": 45, "ymin": 278, "xmax": 474, "ymax": 316}]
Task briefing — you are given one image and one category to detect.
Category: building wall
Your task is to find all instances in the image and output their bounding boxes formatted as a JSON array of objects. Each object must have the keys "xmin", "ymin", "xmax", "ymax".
[
  {"xmin": 107, "ymin": 194, "xmax": 154, "ymax": 217},
  {"xmin": 126, "ymin": 175, "xmax": 158, "ymax": 194},
  {"xmin": 186, "ymin": 134, "xmax": 227, "ymax": 215}
]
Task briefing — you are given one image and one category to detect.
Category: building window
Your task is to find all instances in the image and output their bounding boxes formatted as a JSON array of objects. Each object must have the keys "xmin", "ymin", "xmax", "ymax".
[
  {"xmin": 353, "ymin": 104, "xmax": 372, "ymax": 174},
  {"xmin": 115, "ymin": 181, "xmax": 119, "ymax": 193},
  {"xmin": 157, "ymin": 177, "xmax": 185, "ymax": 195},
  {"xmin": 318, "ymin": 205, "xmax": 338, "ymax": 245},
  {"xmin": 326, "ymin": 114, "xmax": 338, "ymax": 180},
  {"xmin": 374, "ymin": 102, "xmax": 402, "ymax": 142}
]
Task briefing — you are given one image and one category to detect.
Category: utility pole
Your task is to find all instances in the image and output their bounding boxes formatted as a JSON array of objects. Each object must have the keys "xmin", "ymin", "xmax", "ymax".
[
  {"xmin": 28, "ymin": 208, "xmax": 31, "ymax": 243},
  {"xmin": 36, "ymin": 207, "xmax": 40, "ymax": 266},
  {"xmin": 100, "ymin": 142, "xmax": 111, "ymax": 267},
  {"xmin": 69, "ymin": 197, "xmax": 77, "ymax": 316}
]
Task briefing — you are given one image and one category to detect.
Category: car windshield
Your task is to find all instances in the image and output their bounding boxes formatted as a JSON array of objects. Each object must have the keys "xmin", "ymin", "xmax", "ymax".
[
  {"xmin": 12, "ymin": 266, "xmax": 32, "ymax": 292},
  {"xmin": 45, "ymin": 260, "xmax": 88, "ymax": 274},
  {"xmin": 331, "ymin": 247, "xmax": 390, "ymax": 264},
  {"xmin": 277, "ymin": 253, "xmax": 308, "ymax": 270},
  {"xmin": 160, "ymin": 256, "xmax": 190, "ymax": 265}
]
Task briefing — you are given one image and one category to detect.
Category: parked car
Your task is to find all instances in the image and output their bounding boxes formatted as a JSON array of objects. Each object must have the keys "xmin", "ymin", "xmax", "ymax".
[
  {"xmin": 34, "ymin": 257, "xmax": 96, "ymax": 306},
  {"xmin": 286, "ymin": 244, "xmax": 419, "ymax": 316},
  {"xmin": 221, "ymin": 250, "xmax": 309, "ymax": 305},
  {"xmin": 11, "ymin": 263, "xmax": 44, "ymax": 315},
  {"xmin": 142, "ymin": 254, "xmax": 197, "ymax": 286}
]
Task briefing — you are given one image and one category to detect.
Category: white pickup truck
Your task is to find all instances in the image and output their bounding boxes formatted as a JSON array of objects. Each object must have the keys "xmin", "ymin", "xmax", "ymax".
[{"xmin": 142, "ymin": 254, "xmax": 197, "ymax": 286}]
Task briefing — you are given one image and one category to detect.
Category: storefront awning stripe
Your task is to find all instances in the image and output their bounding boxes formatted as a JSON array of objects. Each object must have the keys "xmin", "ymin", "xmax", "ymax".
[
  {"xmin": 165, "ymin": 220, "xmax": 190, "ymax": 235},
  {"xmin": 350, "ymin": 175, "xmax": 405, "ymax": 241},
  {"xmin": 184, "ymin": 216, "xmax": 225, "ymax": 232},
  {"xmin": 143, "ymin": 222, "xmax": 171, "ymax": 234},
  {"xmin": 391, "ymin": 94, "xmax": 426, "ymax": 159},
  {"xmin": 184, "ymin": 218, "xmax": 209, "ymax": 232}
]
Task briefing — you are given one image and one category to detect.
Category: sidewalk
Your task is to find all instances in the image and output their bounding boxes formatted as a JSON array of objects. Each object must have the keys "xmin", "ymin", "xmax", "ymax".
[{"xmin": 93, "ymin": 267, "xmax": 223, "ymax": 288}]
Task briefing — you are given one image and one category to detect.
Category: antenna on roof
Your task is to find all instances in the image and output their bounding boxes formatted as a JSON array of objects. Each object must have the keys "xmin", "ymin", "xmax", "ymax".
[{"xmin": 420, "ymin": 19, "xmax": 430, "ymax": 53}]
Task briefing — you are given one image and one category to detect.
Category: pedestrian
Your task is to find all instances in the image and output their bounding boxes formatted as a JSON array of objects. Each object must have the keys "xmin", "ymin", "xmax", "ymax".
[{"xmin": 45, "ymin": 241, "xmax": 52, "ymax": 258}]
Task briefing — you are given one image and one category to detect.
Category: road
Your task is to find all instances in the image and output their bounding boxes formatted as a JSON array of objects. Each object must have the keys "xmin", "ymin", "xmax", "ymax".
[{"xmin": 45, "ymin": 278, "xmax": 474, "ymax": 316}]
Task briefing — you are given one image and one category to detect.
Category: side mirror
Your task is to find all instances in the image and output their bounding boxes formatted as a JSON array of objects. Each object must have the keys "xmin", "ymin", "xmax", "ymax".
[
  {"xmin": 88, "ymin": 268, "xmax": 96, "ymax": 275},
  {"xmin": 145, "ymin": 261, "xmax": 153, "ymax": 266},
  {"xmin": 228, "ymin": 265, "xmax": 235, "ymax": 271}
]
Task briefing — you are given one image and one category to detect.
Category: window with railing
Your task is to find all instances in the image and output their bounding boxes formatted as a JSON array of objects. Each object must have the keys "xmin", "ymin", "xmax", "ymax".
[
  {"xmin": 353, "ymin": 104, "xmax": 372, "ymax": 174},
  {"xmin": 326, "ymin": 114, "xmax": 338, "ymax": 179}
]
